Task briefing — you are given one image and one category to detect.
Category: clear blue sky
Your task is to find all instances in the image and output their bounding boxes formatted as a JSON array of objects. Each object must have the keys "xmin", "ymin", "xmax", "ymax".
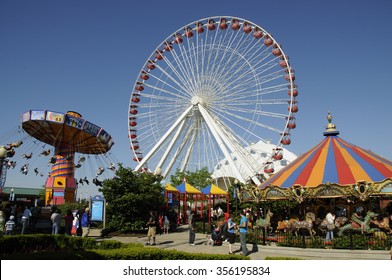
[{"xmin": 1, "ymin": 0, "xmax": 392, "ymax": 197}]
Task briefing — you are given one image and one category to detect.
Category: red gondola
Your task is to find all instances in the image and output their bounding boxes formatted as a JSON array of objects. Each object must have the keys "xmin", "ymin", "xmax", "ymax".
[
  {"xmin": 273, "ymin": 148, "xmax": 283, "ymax": 160},
  {"xmin": 146, "ymin": 60, "xmax": 155, "ymax": 70},
  {"xmin": 253, "ymin": 28, "xmax": 263, "ymax": 39},
  {"xmin": 264, "ymin": 36, "xmax": 273, "ymax": 46},
  {"xmin": 286, "ymin": 116, "xmax": 296, "ymax": 129},
  {"xmin": 155, "ymin": 50, "xmax": 164, "ymax": 60},
  {"xmin": 140, "ymin": 70, "xmax": 149, "ymax": 80},
  {"xmin": 135, "ymin": 85, "xmax": 144, "ymax": 91},
  {"xmin": 196, "ymin": 22, "xmax": 204, "ymax": 33},
  {"xmin": 231, "ymin": 19, "xmax": 240, "ymax": 30},
  {"xmin": 285, "ymin": 69, "xmax": 295, "ymax": 81},
  {"xmin": 264, "ymin": 162, "xmax": 274, "ymax": 174},
  {"xmin": 164, "ymin": 41, "xmax": 173, "ymax": 51},
  {"xmin": 279, "ymin": 60, "xmax": 288, "ymax": 68},
  {"xmin": 243, "ymin": 22, "xmax": 252, "ymax": 34},
  {"xmin": 288, "ymin": 84, "xmax": 298, "ymax": 97},
  {"xmin": 208, "ymin": 19, "xmax": 216, "ymax": 30},
  {"xmin": 219, "ymin": 18, "xmax": 228, "ymax": 29},
  {"xmin": 174, "ymin": 33, "xmax": 183, "ymax": 44},
  {"xmin": 185, "ymin": 27, "xmax": 193, "ymax": 38},
  {"xmin": 272, "ymin": 48, "xmax": 282, "ymax": 56}
]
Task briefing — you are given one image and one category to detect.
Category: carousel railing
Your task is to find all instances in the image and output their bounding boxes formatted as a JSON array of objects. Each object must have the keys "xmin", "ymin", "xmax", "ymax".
[{"xmin": 249, "ymin": 227, "xmax": 392, "ymax": 250}]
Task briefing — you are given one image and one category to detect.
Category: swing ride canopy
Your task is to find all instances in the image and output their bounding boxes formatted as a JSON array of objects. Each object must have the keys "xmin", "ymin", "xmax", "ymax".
[
  {"xmin": 21, "ymin": 110, "xmax": 114, "ymax": 154},
  {"xmin": 259, "ymin": 113, "xmax": 392, "ymax": 201}
]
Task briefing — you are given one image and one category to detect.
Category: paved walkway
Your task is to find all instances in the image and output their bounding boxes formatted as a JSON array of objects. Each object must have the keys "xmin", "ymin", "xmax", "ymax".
[{"xmin": 89, "ymin": 226, "xmax": 391, "ymax": 260}]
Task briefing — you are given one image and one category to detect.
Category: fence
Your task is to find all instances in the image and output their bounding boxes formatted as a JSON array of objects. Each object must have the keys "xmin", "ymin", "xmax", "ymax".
[{"xmin": 249, "ymin": 228, "xmax": 392, "ymax": 250}]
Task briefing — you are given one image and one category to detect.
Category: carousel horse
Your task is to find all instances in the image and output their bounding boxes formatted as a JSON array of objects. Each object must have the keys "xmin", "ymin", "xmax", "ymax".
[
  {"xmin": 338, "ymin": 211, "xmax": 379, "ymax": 236},
  {"xmin": 371, "ymin": 216, "xmax": 392, "ymax": 234},
  {"xmin": 254, "ymin": 209, "xmax": 274, "ymax": 233},
  {"xmin": 318, "ymin": 216, "xmax": 348, "ymax": 234},
  {"xmin": 292, "ymin": 212, "xmax": 316, "ymax": 237},
  {"xmin": 276, "ymin": 218, "xmax": 298, "ymax": 233},
  {"xmin": 276, "ymin": 212, "xmax": 316, "ymax": 236}
]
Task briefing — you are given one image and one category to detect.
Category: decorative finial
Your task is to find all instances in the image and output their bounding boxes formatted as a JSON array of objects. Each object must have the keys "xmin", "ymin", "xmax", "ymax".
[{"xmin": 323, "ymin": 112, "xmax": 340, "ymax": 136}]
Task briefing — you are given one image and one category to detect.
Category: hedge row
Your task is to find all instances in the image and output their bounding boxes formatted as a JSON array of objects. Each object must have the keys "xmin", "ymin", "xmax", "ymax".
[{"xmin": 0, "ymin": 234, "xmax": 248, "ymax": 260}]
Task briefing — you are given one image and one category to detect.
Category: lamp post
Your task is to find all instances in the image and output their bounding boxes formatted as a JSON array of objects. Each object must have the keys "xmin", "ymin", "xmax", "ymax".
[{"xmin": 234, "ymin": 179, "xmax": 239, "ymax": 213}]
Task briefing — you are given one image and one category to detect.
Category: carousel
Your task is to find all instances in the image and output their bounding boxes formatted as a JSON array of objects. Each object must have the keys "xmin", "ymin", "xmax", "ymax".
[{"xmin": 255, "ymin": 112, "xmax": 392, "ymax": 235}]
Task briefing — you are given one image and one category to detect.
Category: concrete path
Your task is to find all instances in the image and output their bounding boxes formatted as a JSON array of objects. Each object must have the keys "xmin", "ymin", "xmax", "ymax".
[{"xmin": 89, "ymin": 226, "xmax": 391, "ymax": 260}]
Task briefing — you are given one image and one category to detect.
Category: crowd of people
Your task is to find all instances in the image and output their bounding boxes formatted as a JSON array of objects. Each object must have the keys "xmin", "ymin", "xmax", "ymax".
[
  {"xmin": 0, "ymin": 201, "xmax": 91, "ymax": 237},
  {"xmin": 0, "ymin": 202, "xmax": 41, "ymax": 236},
  {"xmin": 144, "ymin": 206, "xmax": 255, "ymax": 256}
]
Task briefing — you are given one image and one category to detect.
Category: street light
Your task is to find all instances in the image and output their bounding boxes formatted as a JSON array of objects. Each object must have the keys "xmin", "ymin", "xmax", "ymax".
[{"xmin": 234, "ymin": 179, "xmax": 240, "ymax": 213}]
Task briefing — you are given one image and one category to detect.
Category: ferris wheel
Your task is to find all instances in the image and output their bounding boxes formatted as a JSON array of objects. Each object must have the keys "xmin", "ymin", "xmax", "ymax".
[{"xmin": 128, "ymin": 16, "xmax": 298, "ymax": 185}]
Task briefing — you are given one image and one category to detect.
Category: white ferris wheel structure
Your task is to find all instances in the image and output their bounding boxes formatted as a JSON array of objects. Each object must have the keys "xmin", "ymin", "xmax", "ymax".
[{"xmin": 128, "ymin": 16, "xmax": 298, "ymax": 186}]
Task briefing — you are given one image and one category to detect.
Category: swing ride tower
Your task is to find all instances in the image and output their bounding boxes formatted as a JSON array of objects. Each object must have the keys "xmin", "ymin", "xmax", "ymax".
[{"xmin": 21, "ymin": 110, "xmax": 114, "ymax": 205}]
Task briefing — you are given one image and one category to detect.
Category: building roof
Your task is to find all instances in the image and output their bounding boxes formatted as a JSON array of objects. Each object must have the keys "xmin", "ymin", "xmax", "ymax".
[{"xmin": 1, "ymin": 186, "xmax": 43, "ymax": 195}]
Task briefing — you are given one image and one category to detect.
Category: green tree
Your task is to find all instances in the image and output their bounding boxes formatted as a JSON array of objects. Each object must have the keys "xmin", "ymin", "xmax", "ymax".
[
  {"xmin": 99, "ymin": 164, "xmax": 164, "ymax": 231},
  {"xmin": 169, "ymin": 167, "xmax": 213, "ymax": 190}
]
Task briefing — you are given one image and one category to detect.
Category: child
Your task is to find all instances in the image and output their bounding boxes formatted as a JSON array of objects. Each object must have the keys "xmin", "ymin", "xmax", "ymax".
[{"xmin": 5, "ymin": 215, "xmax": 16, "ymax": 235}]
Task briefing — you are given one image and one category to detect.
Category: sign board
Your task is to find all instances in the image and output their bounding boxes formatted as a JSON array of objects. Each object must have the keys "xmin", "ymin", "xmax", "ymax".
[{"xmin": 91, "ymin": 195, "xmax": 105, "ymax": 222}]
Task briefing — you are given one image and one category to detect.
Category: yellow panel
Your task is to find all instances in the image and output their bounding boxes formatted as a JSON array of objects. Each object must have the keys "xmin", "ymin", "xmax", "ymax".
[{"xmin": 54, "ymin": 177, "xmax": 66, "ymax": 188}]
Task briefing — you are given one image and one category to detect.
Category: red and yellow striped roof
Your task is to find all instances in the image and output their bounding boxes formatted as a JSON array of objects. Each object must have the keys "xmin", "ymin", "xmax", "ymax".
[{"xmin": 260, "ymin": 114, "xmax": 392, "ymax": 189}]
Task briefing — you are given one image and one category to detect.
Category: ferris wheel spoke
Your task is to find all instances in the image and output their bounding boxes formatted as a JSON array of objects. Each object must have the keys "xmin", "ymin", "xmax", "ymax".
[
  {"xmin": 213, "ymin": 106, "xmax": 285, "ymax": 134},
  {"xmin": 147, "ymin": 63, "xmax": 194, "ymax": 99},
  {"xmin": 211, "ymin": 110, "xmax": 273, "ymax": 143},
  {"xmin": 164, "ymin": 50, "xmax": 197, "ymax": 95}
]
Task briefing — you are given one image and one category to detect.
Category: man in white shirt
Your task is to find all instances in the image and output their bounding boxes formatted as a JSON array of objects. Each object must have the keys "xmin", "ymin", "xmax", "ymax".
[{"xmin": 21, "ymin": 206, "xmax": 32, "ymax": 234}]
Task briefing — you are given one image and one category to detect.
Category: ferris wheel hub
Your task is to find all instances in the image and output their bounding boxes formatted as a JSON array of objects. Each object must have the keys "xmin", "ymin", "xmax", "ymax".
[{"xmin": 191, "ymin": 96, "xmax": 204, "ymax": 106}]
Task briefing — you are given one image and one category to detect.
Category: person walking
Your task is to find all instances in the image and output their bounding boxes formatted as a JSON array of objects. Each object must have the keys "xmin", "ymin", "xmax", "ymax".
[
  {"xmin": 21, "ymin": 205, "xmax": 32, "ymax": 234},
  {"xmin": 238, "ymin": 210, "xmax": 250, "ymax": 256},
  {"xmin": 50, "ymin": 209, "xmax": 61, "ymax": 234},
  {"xmin": 163, "ymin": 213, "xmax": 170, "ymax": 234},
  {"xmin": 81, "ymin": 207, "xmax": 91, "ymax": 237},
  {"xmin": 227, "ymin": 213, "xmax": 236, "ymax": 254},
  {"xmin": 188, "ymin": 210, "xmax": 196, "ymax": 246},
  {"xmin": 5, "ymin": 215, "xmax": 16, "ymax": 235},
  {"xmin": 71, "ymin": 210, "xmax": 81, "ymax": 237},
  {"xmin": 145, "ymin": 210, "xmax": 157, "ymax": 245},
  {"xmin": 325, "ymin": 211, "xmax": 336, "ymax": 241},
  {"xmin": 64, "ymin": 209, "xmax": 73, "ymax": 236}
]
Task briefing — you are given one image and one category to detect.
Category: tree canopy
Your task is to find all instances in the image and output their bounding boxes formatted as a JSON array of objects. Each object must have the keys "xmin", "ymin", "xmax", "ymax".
[
  {"xmin": 99, "ymin": 164, "xmax": 164, "ymax": 231},
  {"xmin": 169, "ymin": 167, "xmax": 213, "ymax": 190}
]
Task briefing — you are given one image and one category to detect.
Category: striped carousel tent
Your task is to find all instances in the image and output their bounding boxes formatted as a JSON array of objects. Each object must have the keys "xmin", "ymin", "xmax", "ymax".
[{"xmin": 259, "ymin": 113, "xmax": 392, "ymax": 202}]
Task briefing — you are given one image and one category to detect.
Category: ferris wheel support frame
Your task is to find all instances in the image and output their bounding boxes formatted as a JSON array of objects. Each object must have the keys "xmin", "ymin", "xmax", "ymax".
[
  {"xmin": 196, "ymin": 104, "xmax": 245, "ymax": 183},
  {"xmin": 197, "ymin": 104, "xmax": 261, "ymax": 185},
  {"xmin": 162, "ymin": 121, "xmax": 195, "ymax": 177},
  {"xmin": 134, "ymin": 105, "xmax": 193, "ymax": 172},
  {"xmin": 157, "ymin": 118, "xmax": 186, "ymax": 175}
]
